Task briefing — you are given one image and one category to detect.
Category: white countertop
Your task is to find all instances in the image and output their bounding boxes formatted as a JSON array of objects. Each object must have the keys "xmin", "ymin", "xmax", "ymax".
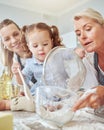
[{"xmin": 12, "ymin": 108, "xmax": 104, "ymax": 130}]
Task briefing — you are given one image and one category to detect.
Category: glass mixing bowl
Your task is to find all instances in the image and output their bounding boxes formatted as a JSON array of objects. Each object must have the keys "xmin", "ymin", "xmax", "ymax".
[{"xmin": 36, "ymin": 86, "xmax": 78, "ymax": 127}]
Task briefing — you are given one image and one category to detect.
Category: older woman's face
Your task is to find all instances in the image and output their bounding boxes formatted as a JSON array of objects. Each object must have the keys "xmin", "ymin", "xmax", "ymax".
[
  {"xmin": 0, "ymin": 23, "xmax": 22, "ymax": 53},
  {"xmin": 74, "ymin": 17, "xmax": 104, "ymax": 53}
]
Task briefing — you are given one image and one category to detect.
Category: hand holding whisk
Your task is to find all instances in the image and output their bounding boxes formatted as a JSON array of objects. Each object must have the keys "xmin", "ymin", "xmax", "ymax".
[{"xmin": 12, "ymin": 57, "xmax": 33, "ymax": 100}]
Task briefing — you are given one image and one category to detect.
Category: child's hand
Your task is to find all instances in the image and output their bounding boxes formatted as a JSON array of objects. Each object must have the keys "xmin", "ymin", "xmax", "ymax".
[
  {"xmin": 18, "ymin": 91, "xmax": 25, "ymax": 96},
  {"xmin": 11, "ymin": 62, "xmax": 21, "ymax": 75}
]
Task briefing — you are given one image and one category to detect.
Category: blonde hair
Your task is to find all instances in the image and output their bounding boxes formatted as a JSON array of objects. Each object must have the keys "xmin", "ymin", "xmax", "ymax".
[
  {"xmin": 0, "ymin": 40, "xmax": 13, "ymax": 75},
  {"xmin": 0, "ymin": 19, "xmax": 20, "ymax": 75},
  {"xmin": 0, "ymin": 19, "xmax": 31, "ymax": 75},
  {"xmin": 74, "ymin": 8, "xmax": 104, "ymax": 25}
]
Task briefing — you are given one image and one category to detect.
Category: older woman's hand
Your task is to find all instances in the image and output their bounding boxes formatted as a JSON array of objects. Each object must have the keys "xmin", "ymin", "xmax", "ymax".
[{"xmin": 72, "ymin": 86, "xmax": 104, "ymax": 111}]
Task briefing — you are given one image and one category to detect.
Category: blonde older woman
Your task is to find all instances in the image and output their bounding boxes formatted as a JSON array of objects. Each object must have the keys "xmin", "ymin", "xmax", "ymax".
[{"xmin": 72, "ymin": 8, "xmax": 104, "ymax": 111}]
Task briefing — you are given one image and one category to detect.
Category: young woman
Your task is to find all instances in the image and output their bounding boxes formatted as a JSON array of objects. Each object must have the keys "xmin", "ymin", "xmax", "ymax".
[
  {"xmin": 0, "ymin": 19, "xmax": 32, "ymax": 71},
  {"xmin": 0, "ymin": 19, "xmax": 35, "ymax": 111}
]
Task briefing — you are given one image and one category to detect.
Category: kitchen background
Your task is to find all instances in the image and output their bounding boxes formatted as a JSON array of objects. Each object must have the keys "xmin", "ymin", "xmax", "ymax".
[{"xmin": 0, "ymin": 0, "xmax": 103, "ymax": 48}]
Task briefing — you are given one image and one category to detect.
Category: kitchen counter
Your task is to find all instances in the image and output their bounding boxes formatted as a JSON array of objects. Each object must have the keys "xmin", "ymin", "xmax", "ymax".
[{"xmin": 11, "ymin": 108, "xmax": 104, "ymax": 130}]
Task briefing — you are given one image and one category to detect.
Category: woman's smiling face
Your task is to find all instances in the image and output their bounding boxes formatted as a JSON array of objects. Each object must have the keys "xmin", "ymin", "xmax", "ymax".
[{"xmin": 0, "ymin": 23, "xmax": 23, "ymax": 53}]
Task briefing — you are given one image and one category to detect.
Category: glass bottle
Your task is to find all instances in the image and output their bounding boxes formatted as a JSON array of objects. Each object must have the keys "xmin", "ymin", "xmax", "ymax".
[
  {"xmin": 0, "ymin": 70, "xmax": 4, "ymax": 99},
  {"xmin": 0, "ymin": 66, "xmax": 13, "ymax": 99}
]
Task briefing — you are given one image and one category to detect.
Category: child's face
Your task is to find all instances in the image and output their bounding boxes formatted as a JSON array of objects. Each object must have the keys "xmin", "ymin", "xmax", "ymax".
[{"xmin": 27, "ymin": 30, "xmax": 53, "ymax": 62}]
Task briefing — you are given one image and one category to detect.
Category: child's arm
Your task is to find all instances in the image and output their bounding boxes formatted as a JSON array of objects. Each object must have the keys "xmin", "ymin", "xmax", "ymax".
[{"xmin": 11, "ymin": 61, "xmax": 23, "ymax": 85}]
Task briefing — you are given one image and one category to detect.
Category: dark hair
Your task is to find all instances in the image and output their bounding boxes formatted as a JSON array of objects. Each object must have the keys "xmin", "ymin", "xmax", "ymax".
[{"xmin": 25, "ymin": 22, "xmax": 63, "ymax": 47}]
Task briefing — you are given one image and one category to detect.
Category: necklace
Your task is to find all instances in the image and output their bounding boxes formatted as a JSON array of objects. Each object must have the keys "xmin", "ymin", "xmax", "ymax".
[{"xmin": 94, "ymin": 53, "xmax": 104, "ymax": 85}]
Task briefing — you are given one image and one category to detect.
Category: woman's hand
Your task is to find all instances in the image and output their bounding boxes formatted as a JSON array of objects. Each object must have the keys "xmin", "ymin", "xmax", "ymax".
[{"xmin": 72, "ymin": 86, "xmax": 104, "ymax": 111}]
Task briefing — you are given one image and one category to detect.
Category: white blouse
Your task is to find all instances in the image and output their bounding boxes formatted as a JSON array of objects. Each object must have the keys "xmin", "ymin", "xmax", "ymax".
[{"xmin": 82, "ymin": 52, "xmax": 99, "ymax": 90}]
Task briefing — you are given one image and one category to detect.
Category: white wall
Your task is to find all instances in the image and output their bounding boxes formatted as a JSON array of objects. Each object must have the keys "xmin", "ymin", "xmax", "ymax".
[
  {"xmin": 0, "ymin": 4, "xmax": 58, "ymax": 29},
  {"xmin": 0, "ymin": 0, "xmax": 104, "ymax": 45},
  {"xmin": 0, "ymin": 0, "xmax": 104, "ymax": 34},
  {"xmin": 62, "ymin": 31, "xmax": 77, "ymax": 48},
  {"xmin": 58, "ymin": 0, "xmax": 104, "ymax": 34}
]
